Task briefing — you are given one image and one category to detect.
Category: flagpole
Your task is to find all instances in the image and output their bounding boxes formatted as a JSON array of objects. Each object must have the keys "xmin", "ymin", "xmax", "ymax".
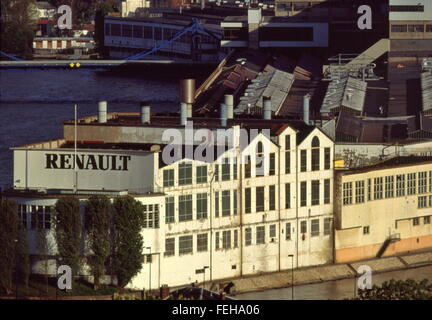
[{"xmin": 74, "ymin": 104, "xmax": 78, "ymax": 194}]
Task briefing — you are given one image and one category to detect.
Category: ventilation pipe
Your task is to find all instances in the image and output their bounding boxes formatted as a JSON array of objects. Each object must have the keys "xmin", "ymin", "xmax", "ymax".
[
  {"xmin": 303, "ymin": 94, "xmax": 311, "ymax": 125},
  {"xmin": 220, "ymin": 103, "xmax": 227, "ymax": 127},
  {"xmin": 180, "ymin": 79, "xmax": 195, "ymax": 118},
  {"xmin": 263, "ymin": 96, "xmax": 272, "ymax": 120},
  {"xmin": 224, "ymin": 94, "xmax": 234, "ymax": 119},
  {"xmin": 98, "ymin": 101, "xmax": 107, "ymax": 123},
  {"xmin": 140, "ymin": 102, "xmax": 150, "ymax": 124},
  {"xmin": 180, "ymin": 102, "xmax": 188, "ymax": 126}
]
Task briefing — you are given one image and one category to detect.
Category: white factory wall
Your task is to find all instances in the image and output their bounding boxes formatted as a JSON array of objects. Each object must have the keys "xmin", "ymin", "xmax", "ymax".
[{"xmin": 389, "ymin": 0, "xmax": 432, "ymax": 21}]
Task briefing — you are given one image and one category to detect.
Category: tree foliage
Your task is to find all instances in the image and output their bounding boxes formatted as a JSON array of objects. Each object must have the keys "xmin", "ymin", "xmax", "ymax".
[
  {"xmin": 0, "ymin": 199, "xmax": 19, "ymax": 294},
  {"xmin": 111, "ymin": 196, "xmax": 145, "ymax": 288},
  {"xmin": 55, "ymin": 197, "xmax": 82, "ymax": 276},
  {"xmin": 357, "ymin": 279, "xmax": 432, "ymax": 300},
  {"xmin": 85, "ymin": 195, "xmax": 111, "ymax": 289}
]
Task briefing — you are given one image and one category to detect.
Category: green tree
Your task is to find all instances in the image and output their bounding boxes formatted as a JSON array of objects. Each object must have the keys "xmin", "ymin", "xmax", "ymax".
[
  {"xmin": 55, "ymin": 197, "xmax": 82, "ymax": 277},
  {"xmin": 0, "ymin": 199, "xmax": 19, "ymax": 295},
  {"xmin": 85, "ymin": 195, "xmax": 111, "ymax": 290},
  {"xmin": 111, "ymin": 196, "xmax": 145, "ymax": 288}
]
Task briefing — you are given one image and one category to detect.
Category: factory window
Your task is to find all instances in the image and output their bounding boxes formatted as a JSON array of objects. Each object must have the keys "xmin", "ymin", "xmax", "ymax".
[
  {"xmin": 301, "ymin": 181, "xmax": 307, "ymax": 207},
  {"xmin": 430, "ymin": 195, "xmax": 432, "ymax": 207},
  {"xmin": 256, "ymin": 226, "xmax": 265, "ymax": 245},
  {"xmin": 301, "ymin": 221, "xmax": 307, "ymax": 234},
  {"xmin": 367, "ymin": 178, "xmax": 372, "ymax": 201},
  {"xmin": 269, "ymin": 153, "xmax": 276, "ymax": 176},
  {"xmin": 222, "ymin": 190, "xmax": 231, "ymax": 216},
  {"xmin": 143, "ymin": 26, "xmax": 153, "ymax": 38},
  {"xmin": 269, "ymin": 185, "xmax": 276, "ymax": 211},
  {"xmin": 233, "ymin": 157, "xmax": 238, "ymax": 180},
  {"xmin": 179, "ymin": 162, "xmax": 192, "ymax": 186},
  {"xmin": 234, "ymin": 230, "xmax": 238, "ymax": 248},
  {"xmin": 154, "ymin": 27, "xmax": 162, "ymax": 40},
  {"xmin": 324, "ymin": 148, "xmax": 331, "ymax": 170},
  {"xmin": 111, "ymin": 24, "xmax": 121, "ymax": 36},
  {"xmin": 418, "ymin": 196, "xmax": 428, "ymax": 209},
  {"xmin": 259, "ymin": 27, "xmax": 313, "ymax": 42},
  {"xmin": 222, "ymin": 230, "xmax": 231, "ymax": 249},
  {"xmin": 429, "ymin": 171, "xmax": 432, "ymax": 192},
  {"xmin": 408, "ymin": 25, "xmax": 424, "ymax": 32},
  {"xmin": 390, "ymin": 5, "xmax": 424, "ymax": 12},
  {"xmin": 343, "ymin": 182, "xmax": 353, "ymax": 205},
  {"xmin": 164, "ymin": 238, "xmax": 175, "ymax": 257},
  {"xmin": 18, "ymin": 205, "xmax": 27, "ymax": 229},
  {"xmin": 324, "ymin": 179, "xmax": 331, "ymax": 204},
  {"xmin": 396, "ymin": 174, "xmax": 405, "ymax": 197},
  {"xmin": 413, "ymin": 218, "xmax": 420, "ymax": 226},
  {"xmin": 427, "ymin": 25, "xmax": 432, "ymax": 33},
  {"xmin": 215, "ymin": 191, "xmax": 219, "ymax": 217},
  {"xmin": 233, "ymin": 190, "xmax": 238, "ymax": 215},
  {"xmin": 311, "ymin": 137, "xmax": 320, "ymax": 171},
  {"xmin": 163, "ymin": 169, "xmax": 174, "ymax": 187},
  {"xmin": 36, "ymin": 206, "xmax": 51, "ymax": 230},
  {"xmin": 214, "ymin": 164, "xmax": 219, "ymax": 182},
  {"xmin": 391, "ymin": 25, "xmax": 408, "ymax": 33},
  {"xmin": 122, "ymin": 24, "xmax": 132, "ymax": 37},
  {"xmin": 222, "ymin": 158, "xmax": 231, "ymax": 181},
  {"xmin": 256, "ymin": 142, "xmax": 264, "ymax": 177},
  {"xmin": 285, "ymin": 183, "xmax": 291, "ymax": 209},
  {"xmin": 143, "ymin": 204, "xmax": 159, "ymax": 228},
  {"xmin": 196, "ymin": 165, "xmax": 207, "ymax": 184},
  {"xmin": 363, "ymin": 226, "xmax": 370, "ymax": 235},
  {"xmin": 355, "ymin": 180, "xmax": 365, "ymax": 203},
  {"xmin": 179, "ymin": 235, "xmax": 193, "ymax": 255},
  {"xmin": 223, "ymin": 27, "xmax": 248, "ymax": 41},
  {"xmin": 256, "ymin": 186, "xmax": 265, "ymax": 212},
  {"xmin": 165, "ymin": 197, "xmax": 175, "ymax": 223},
  {"xmin": 285, "ymin": 135, "xmax": 291, "ymax": 150},
  {"xmin": 408, "ymin": 173, "xmax": 417, "ymax": 195},
  {"xmin": 245, "ymin": 155, "xmax": 251, "ymax": 178},
  {"xmin": 245, "ymin": 228, "xmax": 252, "ymax": 246},
  {"xmin": 311, "ymin": 219, "xmax": 320, "ymax": 237},
  {"xmin": 373, "ymin": 177, "xmax": 383, "ymax": 200},
  {"xmin": 285, "ymin": 151, "xmax": 291, "ymax": 174},
  {"xmin": 324, "ymin": 218, "xmax": 331, "ymax": 236},
  {"xmin": 300, "ymin": 150, "xmax": 307, "ymax": 172},
  {"xmin": 425, "ymin": 216, "xmax": 431, "ymax": 224},
  {"xmin": 105, "ymin": 23, "xmax": 111, "ymax": 36},
  {"xmin": 286, "ymin": 223, "xmax": 291, "ymax": 240},
  {"xmin": 179, "ymin": 195, "xmax": 192, "ymax": 222},
  {"xmin": 385, "ymin": 176, "xmax": 394, "ymax": 198},
  {"xmin": 133, "ymin": 25, "xmax": 143, "ymax": 38},
  {"xmin": 197, "ymin": 233, "xmax": 208, "ymax": 252},
  {"xmin": 29, "ymin": 205, "xmax": 37, "ymax": 230},
  {"xmin": 418, "ymin": 172, "xmax": 427, "ymax": 194},
  {"xmin": 196, "ymin": 193, "xmax": 208, "ymax": 219},
  {"xmin": 270, "ymin": 224, "xmax": 276, "ymax": 238},
  {"xmin": 311, "ymin": 180, "xmax": 320, "ymax": 205},
  {"xmin": 245, "ymin": 188, "xmax": 251, "ymax": 213}
]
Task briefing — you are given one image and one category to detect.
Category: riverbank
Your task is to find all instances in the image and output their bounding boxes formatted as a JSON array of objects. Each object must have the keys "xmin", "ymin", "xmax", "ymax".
[{"xmin": 220, "ymin": 250, "xmax": 432, "ymax": 296}]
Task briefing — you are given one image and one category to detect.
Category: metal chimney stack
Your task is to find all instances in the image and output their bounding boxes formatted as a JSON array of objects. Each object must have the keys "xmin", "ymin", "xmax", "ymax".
[
  {"xmin": 303, "ymin": 94, "xmax": 311, "ymax": 125},
  {"xmin": 98, "ymin": 101, "xmax": 107, "ymax": 123},
  {"xmin": 140, "ymin": 103, "xmax": 150, "ymax": 124},
  {"xmin": 224, "ymin": 94, "xmax": 234, "ymax": 119},
  {"xmin": 263, "ymin": 96, "xmax": 272, "ymax": 120},
  {"xmin": 180, "ymin": 102, "xmax": 188, "ymax": 126},
  {"xmin": 180, "ymin": 79, "xmax": 195, "ymax": 118},
  {"xmin": 220, "ymin": 103, "xmax": 227, "ymax": 127}
]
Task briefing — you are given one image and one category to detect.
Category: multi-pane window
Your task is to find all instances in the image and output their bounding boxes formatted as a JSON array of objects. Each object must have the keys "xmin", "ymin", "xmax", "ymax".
[
  {"xmin": 18, "ymin": 205, "xmax": 27, "ymax": 228},
  {"xmin": 269, "ymin": 153, "xmax": 276, "ymax": 175},
  {"xmin": 355, "ymin": 181, "xmax": 365, "ymax": 203},
  {"xmin": 222, "ymin": 158, "xmax": 231, "ymax": 181},
  {"xmin": 179, "ymin": 163, "xmax": 192, "ymax": 185},
  {"xmin": 413, "ymin": 218, "xmax": 420, "ymax": 226},
  {"xmin": 300, "ymin": 221, "xmax": 307, "ymax": 234},
  {"xmin": 418, "ymin": 196, "xmax": 428, "ymax": 208},
  {"xmin": 311, "ymin": 137, "xmax": 320, "ymax": 171},
  {"xmin": 215, "ymin": 232, "xmax": 220, "ymax": 250},
  {"xmin": 256, "ymin": 187, "xmax": 265, "ymax": 212},
  {"xmin": 222, "ymin": 190, "xmax": 231, "ymax": 216},
  {"xmin": 197, "ymin": 233, "xmax": 208, "ymax": 252},
  {"xmin": 343, "ymin": 182, "xmax": 353, "ymax": 205},
  {"xmin": 196, "ymin": 193, "xmax": 208, "ymax": 219},
  {"xmin": 29, "ymin": 205, "xmax": 37, "ymax": 229},
  {"xmin": 179, "ymin": 235, "xmax": 193, "ymax": 255},
  {"xmin": 311, "ymin": 219, "xmax": 319, "ymax": 237},
  {"xmin": 256, "ymin": 142, "xmax": 264, "ymax": 176},
  {"xmin": 324, "ymin": 218, "xmax": 331, "ymax": 236},
  {"xmin": 233, "ymin": 158, "xmax": 238, "ymax": 180},
  {"xmin": 367, "ymin": 178, "xmax": 372, "ymax": 201},
  {"xmin": 311, "ymin": 180, "xmax": 320, "ymax": 205},
  {"xmin": 270, "ymin": 224, "xmax": 276, "ymax": 238},
  {"xmin": 324, "ymin": 179, "xmax": 330, "ymax": 204},
  {"xmin": 163, "ymin": 169, "xmax": 174, "ymax": 187},
  {"xmin": 214, "ymin": 164, "xmax": 219, "ymax": 182},
  {"xmin": 256, "ymin": 226, "xmax": 265, "ymax": 244},
  {"xmin": 300, "ymin": 150, "xmax": 307, "ymax": 172},
  {"xmin": 396, "ymin": 174, "xmax": 405, "ymax": 197},
  {"xmin": 233, "ymin": 190, "xmax": 238, "ymax": 215},
  {"xmin": 324, "ymin": 148, "xmax": 331, "ymax": 170},
  {"xmin": 425, "ymin": 216, "xmax": 431, "ymax": 224},
  {"xmin": 363, "ymin": 226, "xmax": 370, "ymax": 235},
  {"xmin": 196, "ymin": 165, "xmax": 207, "ymax": 184},
  {"xmin": 285, "ymin": 183, "xmax": 291, "ymax": 209},
  {"xmin": 285, "ymin": 151, "xmax": 291, "ymax": 174},
  {"xmin": 165, "ymin": 238, "xmax": 175, "ymax": 256},
  {"xmin": 245, "ymin": 228, "xmax": 252, "ymax": 246},
  {"xmin": 269, "ymin": 185, "xmax": 276, "ymax": 210},
  {"xmin": 215, "ymin": 191, "xmax": 220, "ymax": 217},
  {"xmin": 408, "ymin": 173, "xmax": 416, "ymax": 195},
  {"xmin": 373, "ymin": 177, "xmax": 383, "ymax": 200},
  {"xmin": 222, "ymin": 230, "xmax": 231, "ymax": 249},
  {"xmin": 143, "ymin": 204, "xmax": 159, "ymax": 228},
  {"xmin": 245, "ymin": 188, "xmax": 251, "ymax": 213},
  {"xmin": 300, "ymin": 181, "xmax": 307, "ymax": 207},
  {"xmin": 34, "ymin": 206, "xmax": 51, "ymax": 230},
  {"xmin": 429, "ymin": 171, "xmax": 432, "ymax": 193},
  {"xmin": 385, "ymin": 176, "xmax": 394, "ymax": 198},
  {"xmin": 245, "ymin": 155, "xmax": 251, "ymax": 178},
  {"xmin": 285, "ymin": 135, "xmax": 290, "ymax": 150},
  {"xmin": 418, "ymin": 172, "xmax": 427, "ymax": 194},
  {"xmin": 234, "ymin": 229, "xmax": 238, "ymax": 248},
  {"xmin": 179, "ymin": 195, "xmax": 192, "ymax": 221},
  {"xmin": 165, "ymin": 197, "xmax": 175, "ymax": 223},
  {"xmin": 285, "ymin": 223, "xmax": 291, "ymax": 240}
]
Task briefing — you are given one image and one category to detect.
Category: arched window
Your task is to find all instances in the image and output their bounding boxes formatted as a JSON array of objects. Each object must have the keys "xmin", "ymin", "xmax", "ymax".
[{"xmin": 311, "ymin": 136, "xmax": 320, "ymax": 171}]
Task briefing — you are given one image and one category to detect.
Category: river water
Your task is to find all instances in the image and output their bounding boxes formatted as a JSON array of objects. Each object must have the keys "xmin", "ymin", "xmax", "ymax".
[
  {"xmin": 235, "ymin": 265, "xmax": 432, "ymax": 300},
  {"xmin": 0, "ymin": 68, "xmax": 190, "ymax": 188}
]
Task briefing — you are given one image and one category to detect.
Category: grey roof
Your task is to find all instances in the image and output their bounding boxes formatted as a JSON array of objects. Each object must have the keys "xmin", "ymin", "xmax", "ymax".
[
  {"xmin": 421, "ymin": 71, "xmax": 432, "ymax": 112},
  {"xmin": 321, "ymin": 76, "xmax": 367, "ymax": 115}
]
